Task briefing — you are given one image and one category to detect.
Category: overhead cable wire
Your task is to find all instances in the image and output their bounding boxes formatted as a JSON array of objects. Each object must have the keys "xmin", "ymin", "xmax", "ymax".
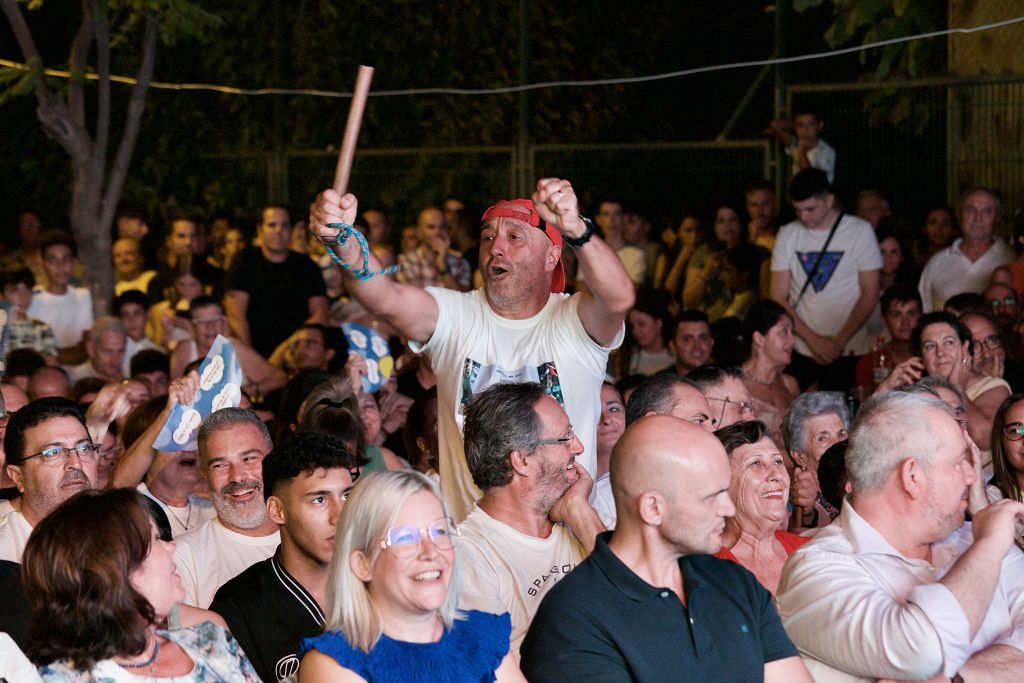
[{"xmin": 1, "ymin": 14, "xmax": 1022, "ymax": 98}]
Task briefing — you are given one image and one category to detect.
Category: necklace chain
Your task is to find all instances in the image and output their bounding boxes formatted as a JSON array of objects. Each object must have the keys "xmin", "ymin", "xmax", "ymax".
[
  {"xmin": 116, "ymin": 636, "xmax": 160, "ymax": 672},
  {"xmin": 165, "ymin": 499, "xmax": 193, "ymax": 530}
]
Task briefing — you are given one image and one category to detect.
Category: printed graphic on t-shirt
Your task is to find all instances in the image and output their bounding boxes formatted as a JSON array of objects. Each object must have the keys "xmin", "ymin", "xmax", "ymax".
[
  {"xmin": 526, "ymin": 561, "xmax": 578, "ymax": 597},
  {"xmin": 459, "ymin": 358, "xmax": 565, "ymax": 412},
  {"xmin": 798, "ymin": 251, "xmax": 844, "ymax": 293}
]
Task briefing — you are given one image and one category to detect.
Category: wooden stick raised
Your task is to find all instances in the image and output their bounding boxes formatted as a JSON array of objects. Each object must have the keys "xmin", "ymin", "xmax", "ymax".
[{"xmin": 333, "ymin": 65, "xmax": 375, "ymax": 196}]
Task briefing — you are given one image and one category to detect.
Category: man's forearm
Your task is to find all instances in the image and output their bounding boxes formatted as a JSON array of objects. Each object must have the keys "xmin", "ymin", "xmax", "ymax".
[
  {"xmin": 576, "ymin": 237, "xmax": 634, "ymax": 315},
  {"xmin": 562, "ymin": 499, "xmax": 606, "ymax": 555},
  {"xmin": 959, "ymin": 644, "xmax": 1024, "ymax": 682},
  {"xmin": 939, "ymin": 537, "xmax": 1004, "ymax": 638}
]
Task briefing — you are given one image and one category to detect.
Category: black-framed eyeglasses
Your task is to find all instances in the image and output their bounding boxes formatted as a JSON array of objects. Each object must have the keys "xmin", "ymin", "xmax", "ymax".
[
  {"xmin": 536, "ymin": 426, "xmax": 577, "ymax": 447},
  {"xmin": 707, "ymin": 396, "xmax": 755, "ymax": 427},
  {"xmin": 977, "ymin": 335, "xmax": 1003, "ymax": 350},
  {"xmin": 23, "ymin": 442, "xmax": 100, "ymax": 466},
  {"xmin": 1002, "ymin": 422, "xmax": 1024, "ymax": 441},
  {"xmin": 379, "ymin": 517, "xmax": 460, "ymax": 558}
]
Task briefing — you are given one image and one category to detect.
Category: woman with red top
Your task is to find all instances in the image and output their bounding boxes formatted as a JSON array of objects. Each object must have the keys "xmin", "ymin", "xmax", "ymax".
[{"xmin": 714, "ymin": 420, "xmax": 809, "ymax": 593}]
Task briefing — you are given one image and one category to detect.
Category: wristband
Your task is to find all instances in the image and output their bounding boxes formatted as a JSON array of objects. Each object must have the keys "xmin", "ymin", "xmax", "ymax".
[{"xmin": 563, "ymin": 216, "xmax": 595, "ymax": 249}]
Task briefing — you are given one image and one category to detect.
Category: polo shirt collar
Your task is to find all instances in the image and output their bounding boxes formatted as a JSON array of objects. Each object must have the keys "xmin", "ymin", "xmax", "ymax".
[{"xmin": 589, "ymin": 531, "xmax": 703, "ymax": 603}]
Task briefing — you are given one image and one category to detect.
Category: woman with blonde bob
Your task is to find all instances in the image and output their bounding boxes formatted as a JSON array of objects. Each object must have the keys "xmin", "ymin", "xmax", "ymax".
[{"xmin": 298, "ymin": 470, "xmax": 525, "ymax": 682}]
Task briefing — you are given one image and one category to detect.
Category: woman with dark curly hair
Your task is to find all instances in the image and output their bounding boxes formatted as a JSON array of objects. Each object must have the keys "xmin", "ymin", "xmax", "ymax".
[{"xmin": 23, "ymin": 488, "xmax": 258, "ymax": 681}]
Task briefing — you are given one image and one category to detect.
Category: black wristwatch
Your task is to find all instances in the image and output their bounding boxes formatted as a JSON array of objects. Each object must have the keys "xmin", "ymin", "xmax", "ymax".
[{"xmin": 563, "ymin": 216, "xmax": 595, "ymax": 249}]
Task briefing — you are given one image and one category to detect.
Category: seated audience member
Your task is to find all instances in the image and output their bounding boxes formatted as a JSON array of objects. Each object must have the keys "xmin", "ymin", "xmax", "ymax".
[
  {"xmin": 113, "ymin": 289, "xmax": 163, "ymax": 372},
  {"xmin": 28, "ymin": 231, "xmax": 92, "ymax": 365},
  {"xmin": 624, "ymin": 374, "xmax": 714, "ymax": 431},
  {"xmin": 130, "ymin": 348, "xmax": 171, "ymax": 398},
  {"xmin": 69, "ymin": 376, "xmax": 105, "ymax": 404},
  {"xmin": 745, "ymin": 179, "xmax": 780, "ymax": 250},
  {"xmin": 988, "ymin": 393, "xmax": 1024, "ymax": 547},
  {"xmin": 211, "ymin": 431, "xmax": 360, "ymax": 683},
  {"xmin": 655, "ymin": 211, "xmax": 702, "ymax": 297},
  {"xmin": 299, "ymin": 376, "xmax": 405, "ymax": 472},
  {"xmin": 402, "ymin": 386, "xmax": 440, "ymax": 481},
  {"xmin": 395, "ymin": 206, "xmax": 472, "ymax": 292},
  {"xmin": 875, "ymin": 222, "xmax": 918, "ymax": 289},
  {"xmin": 173, "ymin": 408, "xmax": 280, "ymax": 608},
  {"xmin": 356, "ymin": 381, "xmax": 411, "ymax": 465},
  {"xmin": 782, "ymin": 391, "xmax": 850, "ymax": 530},
  {"xmin": 0, "ymin": 384, "xmax": 29, "ymax": 504},
  {"xmin": 717, "ymin": 242, "xmax": 763, "ymax": 320},
  {"xmin": 149, "ymin": 254, "xmax": 213, "ymax": 349},
  {"xmin": 24, "ymin": 488, "xmax": 259, "ymax": 680},
  {"xmin": 269, "ymin": 323, "xmax": 344, "ymax": 376},
  {"xmin": 592, "ymin": 383, "xmax": 626, "ymax": 529},
  {"xmin": 94, "ymin": 422, "xmax": 120, "ymax": 489},
  {"xmin": 1, "ymin": 263, "xmax": 57, "ymax": 364},
  {"xmin": 983, "ymin": 282, "xmax": 1024, "ymax": 381},
  {"xmin": 991, "ymin": 205, "xmax": 1024, "ymax": 296},
  {"xmin": 26, "ymin": 365, "xmax": 69, "ymax": 400},
  {"xmin": 916, "ymin": 204, "xmax": 958, "ymax": 265},
  {"xmin": 297, "ymin": 470, "xmax": 524, "ymax": 682},
  {"xmin": 912, "ymin": 311, "xmax": 1009, "ymax": 450},
  {"xmin": 112, "ymin": 236, "xmax": 157, "ymax": 296},
  {"xmin": 776, "ymin": 391, "xmax": 1024, "ymax": 682},
  {"xmin": 918, "ymin": 187, "xmax": 1012, "ymax": 312},
  {"xmin": 66, "ymin": 316, "xmax": 126, "ymax": 385},
  {"xmin": 0, "ymin": 397, "xmax": 99, "ymax": 562},
  {"xmin": 714, "ymin": 420, "xmax": 809, "ymax": 592},
  {"xmin": 960, "ymin": 310, "xmax": 1020, "ymax": 399},
  {"xmin": 688, "ymin": 365, "xmax": 756, "ymax": 429},
  {"xmin": 855, "ymin": 284, "xmax": 923, "ymax": 392},
  {"xmin": 457, "ymin": 382, "xmax": 606, "ymax": 653},
  {"xmin": 855, "ymin": 189, "xmax": 891, "ymax": 230},
  {"xmin": 739, "ymin": 299, "xmax": 800, "ymax": 435},
  {"xmin": 816, "ymin": 440, "xmax": 850, "ymax": 514},
  {"xmin": 664, "ymin": 310, "xmax": 714, "ymax": 375},
  {"xmin": 682, "ymin": 203, "xmax": 746, "ymax": 315},
  {"xmin": 520, "ymin": 415, "xmax": 810, "ymax": 682},
  {"xmin": 4, "ymin": 348, "xmax": 45, "ymax": 393},
  {"xmin": 944, "ymin": 291, "xmax": 988, "ymax": 317},
  {"xmin": 615, "ymin": 288, "xmax": 674, "ymax": 378},
  {"xmin": 170, "ymin": 295, "xmax": 285, "ymax": 396},
  {"xmin": 110, "ymin": 377, "xmax": 216, "ymax": 538}
]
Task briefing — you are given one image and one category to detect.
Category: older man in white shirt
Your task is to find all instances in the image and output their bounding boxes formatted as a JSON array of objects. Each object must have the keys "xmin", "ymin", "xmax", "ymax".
[{"xmin": 776, "ymin": 390, "xmax": 1024, "ymax": 682}]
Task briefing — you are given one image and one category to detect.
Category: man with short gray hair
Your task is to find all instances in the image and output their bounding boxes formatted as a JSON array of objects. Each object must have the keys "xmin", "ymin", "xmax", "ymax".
[
  {"xmin": 173, "ymin": 407, "xmax": 280, "ymax": 608},
  {"xmin": 66, "ymin": 316, "xmax": 126, "ymax": 384},
  {"xmin": 777, "ymin": 391, "xmax": 1024, "ymax": 682},
  {"xmin": 457, "ymin": 382, "xmax": 605, "ymax": 655}
]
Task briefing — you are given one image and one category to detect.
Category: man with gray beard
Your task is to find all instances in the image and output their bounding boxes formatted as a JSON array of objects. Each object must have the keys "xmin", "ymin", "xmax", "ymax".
[{"xmin": 173, "ymin": 407, "xmax": 279, "ymax": 608}]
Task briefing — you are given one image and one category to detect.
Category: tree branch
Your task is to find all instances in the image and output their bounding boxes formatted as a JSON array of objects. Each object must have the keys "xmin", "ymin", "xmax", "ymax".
[
  {"xmin": 92, "ymin": 0, "xmax": 111, "ymax": 169},
  {"xmin": 68, "ymin": 0, "xmax": 95, "ymax": 130},
  {"xmin": 100, "ymin": 8, "xmax": 156, "ymax": 229}
]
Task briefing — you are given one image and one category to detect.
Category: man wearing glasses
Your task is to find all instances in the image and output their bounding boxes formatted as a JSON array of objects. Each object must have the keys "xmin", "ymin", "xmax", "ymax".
[
  {"xmin": 0, "ymin": 397, "xmax": 99, "ymax": 562},
  {"xmin": 457, "ymin": 382, "xmax": 606, "ymax": 656},
  {"xmin": 687, "ymin": 365, "xmax": 757, "ymax": 429},
  {"xmin": 211, "ymin": 430, "xmax": 360, "ymax": 683}
]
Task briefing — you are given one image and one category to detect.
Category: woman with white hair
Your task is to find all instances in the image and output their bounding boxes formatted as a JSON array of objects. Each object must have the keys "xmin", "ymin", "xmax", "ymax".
[
  {"xmin": 298, "ymin": 470, "xmax": 525, "ymax": 682},
  {"xmin": 781, "ymin": 391, "xmax": 850, "ymax": 530}
]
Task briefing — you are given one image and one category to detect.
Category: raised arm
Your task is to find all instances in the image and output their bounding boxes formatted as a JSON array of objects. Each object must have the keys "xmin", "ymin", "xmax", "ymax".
[
  {"xmin": 310, "ymin": 189, "xmax": 439, "ymax": 344},
  {"xmin": 533, "ymin": 179, "xmax": 633, "ymax": 347}
]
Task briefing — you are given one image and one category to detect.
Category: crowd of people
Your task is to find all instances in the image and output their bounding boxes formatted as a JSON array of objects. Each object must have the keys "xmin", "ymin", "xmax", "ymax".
[{"xmin": 1, "ymin": 110, "xmax": 1024, "ymax": 680}]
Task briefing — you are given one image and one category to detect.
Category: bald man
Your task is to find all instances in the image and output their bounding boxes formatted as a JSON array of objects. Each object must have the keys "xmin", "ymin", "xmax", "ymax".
[{"xmin": 521, "ymin": 416, "xmax": 811, "ymax": 682}]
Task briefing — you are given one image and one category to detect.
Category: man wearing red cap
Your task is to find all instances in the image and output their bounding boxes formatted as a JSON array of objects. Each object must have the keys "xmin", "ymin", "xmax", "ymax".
[{"xmin": 311, "ymin": 178, "xmax": 634, "ymax": 520}]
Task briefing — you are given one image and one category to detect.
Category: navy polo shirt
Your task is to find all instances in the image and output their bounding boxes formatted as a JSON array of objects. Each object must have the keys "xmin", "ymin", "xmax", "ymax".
[{"xmin": 520, "ymin": 532, "xmax": 798, "ymax": 682}]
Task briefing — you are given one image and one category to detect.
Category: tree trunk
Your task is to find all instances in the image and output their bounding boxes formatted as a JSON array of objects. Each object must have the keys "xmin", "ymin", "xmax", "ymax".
[{"xmin": 70, "ymin": 158, "xmax": 113, "ymax": 319}]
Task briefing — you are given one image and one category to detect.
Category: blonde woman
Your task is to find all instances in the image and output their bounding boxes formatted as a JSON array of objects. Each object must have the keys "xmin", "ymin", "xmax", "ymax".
[{"xmin": 298, "ymin": 470, "xmax": 525, "ymax": 682}]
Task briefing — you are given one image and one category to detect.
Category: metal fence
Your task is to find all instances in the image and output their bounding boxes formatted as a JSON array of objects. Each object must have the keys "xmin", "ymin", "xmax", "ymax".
[{"xmin": 788, "ymin": 76, "xmax": 1024, "ymax": 233}]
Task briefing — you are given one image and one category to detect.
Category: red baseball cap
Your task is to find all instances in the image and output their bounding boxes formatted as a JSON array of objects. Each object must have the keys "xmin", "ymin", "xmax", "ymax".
[{"xmin": 481, "ymin": 199, "xmax": 565, "ymax": 293}]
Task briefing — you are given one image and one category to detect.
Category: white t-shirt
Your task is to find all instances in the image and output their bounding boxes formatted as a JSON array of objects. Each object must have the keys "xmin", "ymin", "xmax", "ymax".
[
  {"xmin": 28, "ymin": 286, "xmax": 93, "ymax": 349},
  {"xmin": 173, "ymin": 518, "xmax": 280, "ymax": 608},
  {"xmin": 592, "ymin": 472, "xmax": 617, "ymax": 529},
  {"xmin": 771, "ymin": 214, "xmax": 882, "ymax": 356},
  {"xmin": 123, "ymin": 335, "xmax": 164, "ymax": 376},
  {"xmin": 0, "ymin": 510, "xmax": 33, "ymax": 563},
  {"xmin": 411, "ymin": 288, "xmax": 621, "ymax": 521},
  {"xmin": 138, "ymin": 482, "xmax": 217, "ymax": 538},
  {"xmin": 456, "ymin": 504, "xmax": 585, "ymax": 655}
]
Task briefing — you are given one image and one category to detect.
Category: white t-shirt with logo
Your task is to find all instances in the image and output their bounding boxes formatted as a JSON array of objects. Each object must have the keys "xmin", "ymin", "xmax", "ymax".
[
  {"xmin": 411, "ymin": 288, "xmax": 621, "ymax": 521},
  {"xmin": 771, "ymin": 214, "xmax": 882, "ymax": 357},
  {"xmin": 173, "ymin": 517, "xmax": 279, "ymax": 608},
  {"xmin": 456, "ymin": 504, "xmax": 585, "ymax": 655}
]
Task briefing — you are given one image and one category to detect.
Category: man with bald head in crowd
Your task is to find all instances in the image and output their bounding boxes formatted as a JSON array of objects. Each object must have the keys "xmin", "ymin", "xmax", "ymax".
[
  {"xmin": 396, "ymin": 206, "xmax": 472, "ymax": 291},
  {"xmin": 624, "ymin": 374, "xmax": 714, "ymax": 431},
  {"xmin": 521, "ymin": 416, "xmax": 811, "ymax": 681},
  {"xmin": 27, "ymin": 366, "xmax": 69, "ymax": 401}
]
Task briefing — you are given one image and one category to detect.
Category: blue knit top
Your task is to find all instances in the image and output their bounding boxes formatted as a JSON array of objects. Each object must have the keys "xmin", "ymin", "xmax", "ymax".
[{"xmin": 298, "ymin": 610, "xmax": 510, "ymax": 682}]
